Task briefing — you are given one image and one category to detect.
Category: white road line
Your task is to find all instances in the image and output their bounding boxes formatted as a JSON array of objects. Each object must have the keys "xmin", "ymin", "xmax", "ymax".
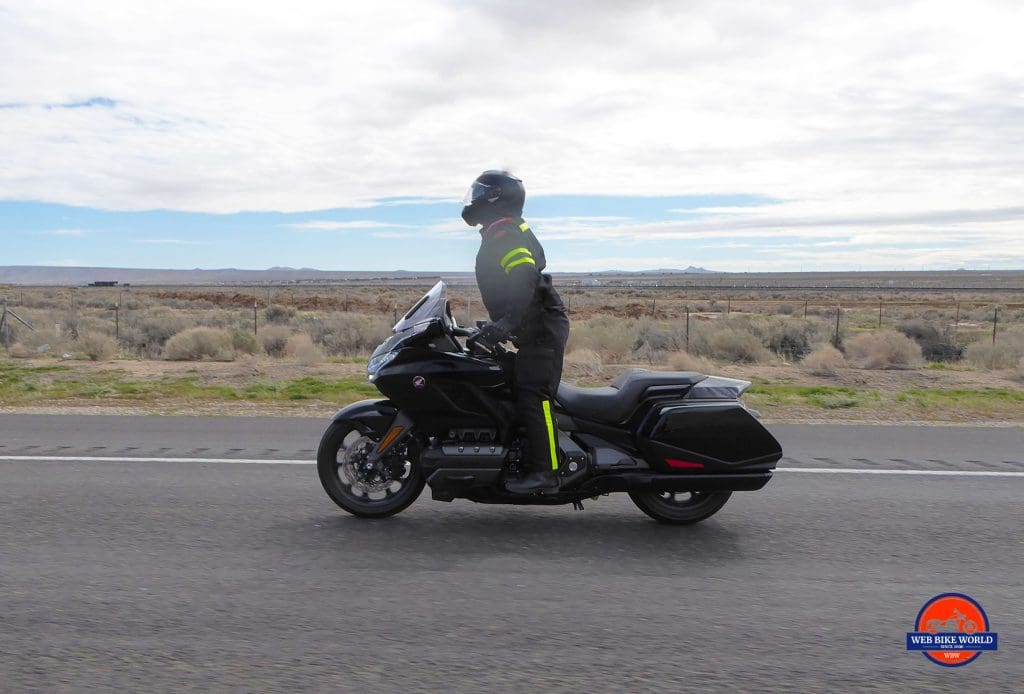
[
  {"xmin": 777, "ymin": 467, "xmax": 1024, "ymax": 477},
  {"xmin": 2, "ymin": 455, "xmax": 1024, "ymax": 477},
  {"xmin": 0, "ymin": 455, "xmax": 312, "ymax": 465}
]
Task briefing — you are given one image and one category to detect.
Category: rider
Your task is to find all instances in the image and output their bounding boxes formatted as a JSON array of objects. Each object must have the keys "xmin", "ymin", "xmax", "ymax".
[{"xmin": 462, "ymin": 170, "xmax": 570, "ymax": 494}]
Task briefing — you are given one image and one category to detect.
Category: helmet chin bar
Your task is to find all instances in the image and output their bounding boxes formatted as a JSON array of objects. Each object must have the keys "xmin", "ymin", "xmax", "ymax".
[
  {"xmin": 462, "ymin": 202, "xmax": 510, "ymax": 227},
  {"xmin": 461, "ymin": 204, "xmax": 484, "ymax": 226}
]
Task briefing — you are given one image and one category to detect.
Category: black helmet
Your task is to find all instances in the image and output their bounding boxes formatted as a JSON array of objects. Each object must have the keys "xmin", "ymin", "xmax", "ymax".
[{"xmin": 461, "ymin": 170, "xmax": 525, "ymax": 226}]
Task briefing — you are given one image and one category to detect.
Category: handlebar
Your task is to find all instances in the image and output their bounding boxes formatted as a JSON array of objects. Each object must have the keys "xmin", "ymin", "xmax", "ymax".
[{"xmin": 465, "ymin": 330, "xmax": 507, "ymax": 356}]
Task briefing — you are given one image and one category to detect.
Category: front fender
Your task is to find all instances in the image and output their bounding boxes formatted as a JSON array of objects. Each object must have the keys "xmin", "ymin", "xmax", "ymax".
[{"xmin": 331, "ymin": 398, "xmax": 399, "ymax": 433}]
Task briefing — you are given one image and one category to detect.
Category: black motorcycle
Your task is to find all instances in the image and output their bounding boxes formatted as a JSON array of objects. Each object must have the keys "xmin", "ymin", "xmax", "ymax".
[{"xmin": 317, "ymin": 282, "xmax": 782, "ymax": 524}]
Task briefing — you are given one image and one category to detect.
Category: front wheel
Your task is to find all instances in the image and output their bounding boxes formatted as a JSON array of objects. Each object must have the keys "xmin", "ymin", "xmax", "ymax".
[
  {"xmin": 317, "ymin": 420, "xmax": 424, "ymax": 518},
  {"xmin": 628, "ymin": 489, "xmax": 732, "ymax": 525}
]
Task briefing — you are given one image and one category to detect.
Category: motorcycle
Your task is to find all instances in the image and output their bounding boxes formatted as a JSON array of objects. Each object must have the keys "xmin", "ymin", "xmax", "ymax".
[
  {"xmin": 317, "ymin": 282, "xmax": 783, "ymax": 524},
  {"xmin": 926, "ymin": 609, "xmax": 979, "ymax": 634}
]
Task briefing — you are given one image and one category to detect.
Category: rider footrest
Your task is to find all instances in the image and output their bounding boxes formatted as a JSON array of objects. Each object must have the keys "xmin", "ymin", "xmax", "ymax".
[{"xmin": 572, "ymin": 500, "xmax": 585, "ymax": 511}]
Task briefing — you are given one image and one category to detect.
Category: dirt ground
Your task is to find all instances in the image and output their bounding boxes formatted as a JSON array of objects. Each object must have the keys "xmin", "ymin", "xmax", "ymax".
[{"xmin": 2, "ymin": 356, "xmax": 1022, "ymax": 425}]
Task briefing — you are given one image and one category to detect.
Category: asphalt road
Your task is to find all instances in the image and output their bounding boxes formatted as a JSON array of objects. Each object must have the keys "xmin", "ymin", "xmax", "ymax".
[{"xmin": 1, "ymin": 416, "xmax": 1022, "ymax": 692}]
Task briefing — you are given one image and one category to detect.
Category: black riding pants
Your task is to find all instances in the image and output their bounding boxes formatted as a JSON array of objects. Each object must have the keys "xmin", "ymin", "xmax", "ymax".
[{"xmin": 514, "ymin": 309, "xmax": 570, "ymax": 472}]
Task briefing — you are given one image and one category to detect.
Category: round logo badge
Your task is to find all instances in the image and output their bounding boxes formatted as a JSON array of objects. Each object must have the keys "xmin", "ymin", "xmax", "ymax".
[
  {"xmin": 906, "ymin": 593, "xmax": 998, "ymax": 667},
  {"xmin": 412, "ymin": 376, "xmax": 426, "ymax": 389}
]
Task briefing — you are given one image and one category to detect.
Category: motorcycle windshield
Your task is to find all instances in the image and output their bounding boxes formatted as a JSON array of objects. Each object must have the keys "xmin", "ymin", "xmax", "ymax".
[{"xmin": 392, "ymin": 281, "xmax": 447, "ymax": 332}]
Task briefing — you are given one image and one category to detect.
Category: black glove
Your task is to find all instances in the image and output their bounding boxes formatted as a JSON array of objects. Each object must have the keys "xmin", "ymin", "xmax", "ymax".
[{"xmin": 479, "ymin": 319, "xmax": 512, "ymax": 345}]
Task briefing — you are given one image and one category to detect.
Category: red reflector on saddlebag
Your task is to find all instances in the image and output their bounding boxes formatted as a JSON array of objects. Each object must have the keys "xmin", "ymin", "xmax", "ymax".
[{"xmin": 665, "ymin": 458, "xmax": 704, "ymax": 469}]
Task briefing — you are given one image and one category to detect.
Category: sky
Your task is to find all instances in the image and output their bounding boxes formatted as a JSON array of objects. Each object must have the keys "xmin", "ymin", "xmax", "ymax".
[{"xmin": 1, "ymin": 0, "xmax": 1022, "ymax": 273}]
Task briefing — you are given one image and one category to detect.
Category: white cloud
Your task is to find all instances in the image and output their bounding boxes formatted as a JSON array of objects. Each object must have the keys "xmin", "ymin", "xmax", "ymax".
[
  {"xmin": 1, "ymin": 0, "xmax": 1022, "ymax": 267},
  {"xmin": 550, "ymin": 256, "xmax": 708, "ymax": 272},
  {"xmin": 133, "ymin": 238, "xmax": 209, "ymax": 245},
  {"xmin": 47, "ymin": 228, "xmax": 85, "ymax": 236},
  {"xmin": 282, "ymin": 220, "xmax": 407, "ymax": 231}
]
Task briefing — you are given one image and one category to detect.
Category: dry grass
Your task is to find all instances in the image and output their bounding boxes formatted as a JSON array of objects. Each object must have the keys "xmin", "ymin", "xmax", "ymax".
[
  {"xmin": 567, "ymin": 315, "xmax": 637, "ymax": 361},
  {"xmin": 3, "ymin": 283, "xmax": 1023, "ymax": 377},
  {"xmin": 802, "ymin": 344, "xmax": 847, "ymax": 376},
  {"xmin": 667, "ymin": 351, "xmax": 712, "ymax": 373},
  {"xmin": 77, "ymin": 331, "xmax": 118, "ymax": 361},
  {"xmin": 258, "ymin": 325, "xmax": 292, "ymax": 358},
  {"xmin": 964, "ymin": 331, "xmax": 1024, "ymax": 369},
  {"xmin": 563, "ymin": 348, "xmax": 604, "ymax": 379},
  {"xmin": 285, "ymin": 333, "xmax": 323, "ymax": 366},
  {"xmin": 164, "ymin": 327, "xmax": 235, "ymax": 361},
  {"xmin": 844, "ymin": 330, "xmax": 922, "ymax": 369}
]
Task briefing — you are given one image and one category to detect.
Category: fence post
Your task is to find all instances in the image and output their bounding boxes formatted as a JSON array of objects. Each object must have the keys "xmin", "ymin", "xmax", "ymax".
[
  {"xmin": 685, "ymin": 305, "xmax": 690, "ymax": 353},
  {"xmin": 253, "ymin": 301, "xmax": 258, "ymax": 336},
  {"xmin": 727, "ymin": 296, "xmax": 731, "ymax": 314},
  {"xmin": 878, "ymin": 301, "xmax": 883, "ymax": 328},
  {"xmin": 954, "ymin": 302, "xmax": 960, "ymax": 342},
  {"xmin": 114, "ymin": 304, "xmax": 119, "ymax": 340},
  {"xmin": 833, "ymin": 306, "xmax": 841, "ymax": 348},
  {"xmin": 804, "ymin": 300, "xmax": 808, "ymax": 318},
  {"xmin": 992, "ymin": 307, "xmax": 998, "ymax": 345},
  {"xmin": 1, "ymin": 299, "xmax": 7, "ymax": 350}
]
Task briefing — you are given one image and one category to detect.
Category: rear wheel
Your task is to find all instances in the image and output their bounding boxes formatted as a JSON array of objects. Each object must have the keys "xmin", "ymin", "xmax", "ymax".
[
  {"xmin": 317, "ymin": 420, "xmax": 424, "ymax": 518},
  {"xmin": 628, "ymin": 490, "xmax": 732, "ymax": 525}
]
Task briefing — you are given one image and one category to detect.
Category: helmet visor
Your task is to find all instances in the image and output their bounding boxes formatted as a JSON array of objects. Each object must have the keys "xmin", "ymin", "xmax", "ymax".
[{"xmin": 463, "ymin": 181, "xmax": 500, "ymax": 205}]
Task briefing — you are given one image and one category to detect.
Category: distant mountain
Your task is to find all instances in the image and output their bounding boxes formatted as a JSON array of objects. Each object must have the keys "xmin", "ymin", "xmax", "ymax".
[
  {"xmin": 0, "ymin": 265, "xmax": 447, "ymax": 286},
  {"xmin": 649, "ymin": 266, "xmax": 718, "ymax": 274},
  {"xmin": 587, "ymin": 266, "xmax": 719, "ymax": 275},
  {"xmin": 0, "ymin": 263, "xmax": 719, "ymax": 286}
]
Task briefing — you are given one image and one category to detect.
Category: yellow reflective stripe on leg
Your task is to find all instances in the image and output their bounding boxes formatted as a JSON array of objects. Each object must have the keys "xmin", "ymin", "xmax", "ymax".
[
  {"xmin": 519, "ymin": 222, "xmax": 530, "ymax": 232},
  {"xmin": 542, "ymin": 399, "xmax": 559, "ymax": 470},
  {"xmin": 499, "ymin": 246, "xmax": 532, "ymax": 269},
  {"xmin": 504, "ymin": 256, "xmax": 536, "ymax": 273}
]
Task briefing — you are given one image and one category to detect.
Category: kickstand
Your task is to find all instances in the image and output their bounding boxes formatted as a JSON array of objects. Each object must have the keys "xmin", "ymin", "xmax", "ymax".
[{"xmin": 572, "ymin": 500, "xmax": 585, "ymax": 511}]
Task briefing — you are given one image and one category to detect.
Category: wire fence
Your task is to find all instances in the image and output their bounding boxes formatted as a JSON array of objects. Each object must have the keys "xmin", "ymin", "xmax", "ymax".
[{"xmin": 3, "ymin": 283, "xmax": 1022, "ymax": 352}]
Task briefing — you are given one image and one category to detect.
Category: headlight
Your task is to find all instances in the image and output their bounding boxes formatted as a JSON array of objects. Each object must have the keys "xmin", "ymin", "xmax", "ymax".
[{"xmin": 367, "ymin": 350, "xmax": 399, "ymax": 378}]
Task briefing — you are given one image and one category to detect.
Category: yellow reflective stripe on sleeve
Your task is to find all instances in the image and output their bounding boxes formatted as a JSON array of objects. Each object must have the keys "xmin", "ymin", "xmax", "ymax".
[
  {"xmin": 499, "ymin": 246, "xmax": 532, "ymax": 269},
  {"xmin": 542, "ymin": 400, "xmax": 559, "ymax": 470},
  {"xmin": 504, "ymin": 256, "xmax": 536, "ymax": 273},
  {"xmin": 519, "ymin": 222, "xmax": 530, "ymax": 232}
]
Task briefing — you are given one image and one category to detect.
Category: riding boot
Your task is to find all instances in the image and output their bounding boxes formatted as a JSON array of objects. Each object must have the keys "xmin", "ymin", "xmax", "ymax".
[{"xmin": 504, "ymin": 469, "xmax": 560, "ymax": 495}]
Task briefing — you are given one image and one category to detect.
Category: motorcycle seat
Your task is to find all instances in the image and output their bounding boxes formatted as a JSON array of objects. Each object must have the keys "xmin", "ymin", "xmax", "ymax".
[{"xmin": 556, "ymin": 368, "xmax": 707, "ymax": 423}]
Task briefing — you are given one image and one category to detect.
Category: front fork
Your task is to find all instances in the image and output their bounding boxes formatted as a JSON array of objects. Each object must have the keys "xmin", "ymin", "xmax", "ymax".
[{"xmin": 364, "ymin": 410, "xmax": 416, "ymax": 467}]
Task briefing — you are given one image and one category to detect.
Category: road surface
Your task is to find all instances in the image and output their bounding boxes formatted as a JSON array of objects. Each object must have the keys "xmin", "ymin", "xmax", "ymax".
[{"xmin": 1, "ymin": 415, "xmax": 1021, "ymax": 691}]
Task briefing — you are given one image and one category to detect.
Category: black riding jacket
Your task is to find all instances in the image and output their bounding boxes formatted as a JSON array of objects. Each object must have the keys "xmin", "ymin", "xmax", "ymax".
[{"xmin": 474, "ymin": 216, "xmax": 565, "ymax": 343}]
